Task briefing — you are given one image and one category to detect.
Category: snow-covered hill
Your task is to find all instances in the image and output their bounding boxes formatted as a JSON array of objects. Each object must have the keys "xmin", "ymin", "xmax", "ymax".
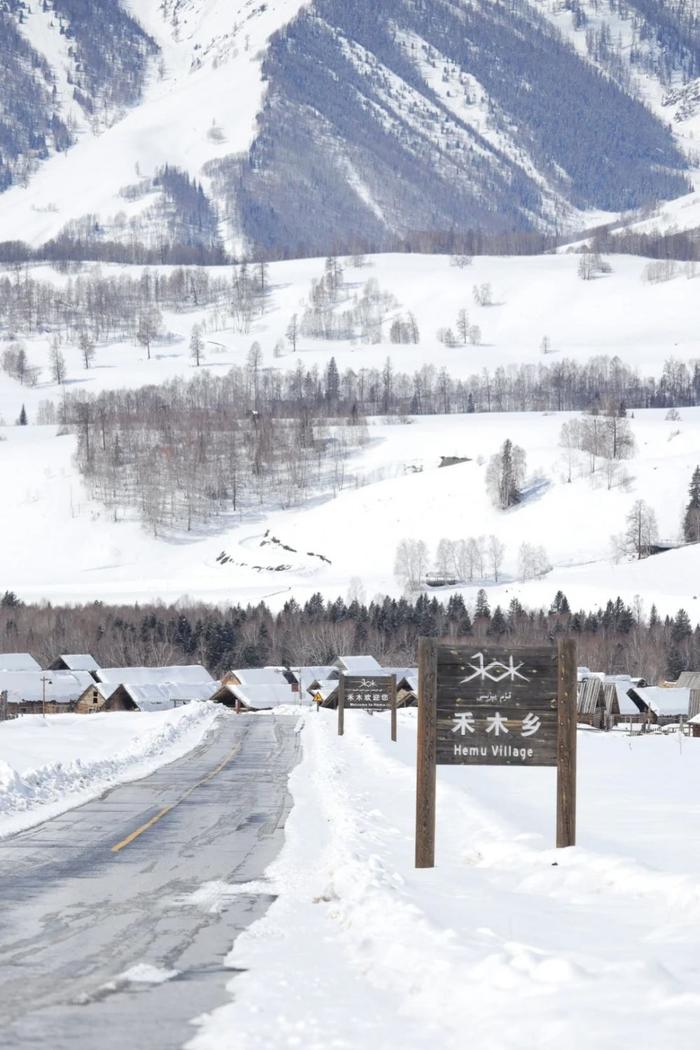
[
  {"xmin": 1, "ymin": 250, "xmax": 699, "ymax": 616},
  {"xmin": 0, "ymin": 0, "xmax": 696, "ymax": 258}
]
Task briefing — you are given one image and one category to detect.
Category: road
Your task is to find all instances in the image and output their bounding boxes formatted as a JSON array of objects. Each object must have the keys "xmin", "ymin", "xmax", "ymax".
[{"xmin": 0, "ymin": 711, "xmax": 302, "ymax": 1049}]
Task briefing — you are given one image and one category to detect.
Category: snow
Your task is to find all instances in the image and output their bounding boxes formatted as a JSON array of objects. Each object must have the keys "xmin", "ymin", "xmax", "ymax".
[
  {"xmin": 0, "ymin": 702, "xmax": 221, "ymax": 839},
  {"xmin": 95, "ymin": 665, "xmax": 216, "ymax": 686},
  {"xmin": 0, "ymin": 670, "xmax": 94, "ymax": 705},
  {"xmin": 187, "ymin": 708, "xmax": 700, "ymax": 1050},
  {"xmin": 2, "ymin": 0, "xmax": 309, "ymax": 253},
  {"xmin": 0, "ymin": 654, "xmax": 42, "ymax": 672},
  {"xmin": 1, "ymin": 252, "xmax": 699, "ymax": 615},
  {"xmin": 224, "ymin": 684, "xmax": 307, "ymax": 710}
]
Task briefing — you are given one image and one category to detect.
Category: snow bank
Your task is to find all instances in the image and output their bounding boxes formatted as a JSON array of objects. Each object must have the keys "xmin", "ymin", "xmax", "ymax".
[
  {"xmin": 188, "ymin": 710, "xmax": 700, "ymax": 1050},
  {"xmin": 0, "ymin": 702, "xmax": 221, "ymax": 839}
]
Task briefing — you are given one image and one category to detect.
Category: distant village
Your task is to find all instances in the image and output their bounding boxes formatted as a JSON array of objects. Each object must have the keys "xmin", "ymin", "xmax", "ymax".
[{"xmin": 1, "ymin": 652, "xmax": 699, "ymax": 737}]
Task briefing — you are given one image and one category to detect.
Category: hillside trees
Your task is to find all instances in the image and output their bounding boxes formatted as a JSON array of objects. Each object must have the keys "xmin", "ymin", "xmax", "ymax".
[{"xmin": 67, "ymin": 372, "xmax": 370, "ymax": 534}]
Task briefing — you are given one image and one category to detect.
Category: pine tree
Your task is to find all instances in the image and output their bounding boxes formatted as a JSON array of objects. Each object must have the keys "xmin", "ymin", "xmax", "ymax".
[
  {"xmin": 487, "ymin": 606, "xmax": 508, "ymax": 636},
  {"xmin": 683, "ymin": 466, "xmax": 700, "ymax": 543},
  {"xmin": 475, "ymin": 588, "xmax": 491, "ymax": 619},
  {"xmin": 17, "ymin": 404, "xmax": 27, "ymax": 425},
  {"xmin": 671, "ymin": 608, "xmax": 692, "ymax": 643}
]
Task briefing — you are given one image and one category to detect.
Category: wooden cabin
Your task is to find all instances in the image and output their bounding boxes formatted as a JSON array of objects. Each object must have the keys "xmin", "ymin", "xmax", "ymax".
[
  {"xmin": 1, "ymin": 670, "xmax": 95, "ymax": 715},
  {"xmin": 210, "ymin": 683, "xmax": 300, "ymax": 711}
]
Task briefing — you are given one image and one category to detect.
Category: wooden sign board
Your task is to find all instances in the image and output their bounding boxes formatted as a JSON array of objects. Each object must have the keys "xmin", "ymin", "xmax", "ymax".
[
  {"xmin": 343, "ymin": 675, "xmax": 395, "ymax": 710},
  {"xmin": 416, "ymin": 639, "xmax": 577, "ymax": 868},
  {"xmin": 436, "ymin": 646, "xmax": 558, "ymax": 767},
  {"xmin": 338, "ymin": 674, "xmax": 398, "ymax": 741}
]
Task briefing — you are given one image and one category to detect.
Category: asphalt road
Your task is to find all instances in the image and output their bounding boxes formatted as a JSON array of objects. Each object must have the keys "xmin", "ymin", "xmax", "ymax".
[{"xmin": 0, "ymin": 711, "xmax": 302, "ymax": 1049}]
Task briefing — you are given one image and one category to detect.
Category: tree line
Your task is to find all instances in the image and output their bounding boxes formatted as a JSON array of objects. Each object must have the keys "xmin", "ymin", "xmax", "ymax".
[{"xmin": 0, "ymin": 590, "xmax": 697, "ymax": 685}]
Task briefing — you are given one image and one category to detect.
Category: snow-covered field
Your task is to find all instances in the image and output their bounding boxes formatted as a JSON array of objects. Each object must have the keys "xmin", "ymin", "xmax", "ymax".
[
  {"xmin": 2, "ymin": 252, "xmax": 699, "ymax": 428},
  {"xmin": 189, "ymin": 709, "xmax": 700, "ymax": 1050},
  {"xmin": 1, "ymin": 251, "xmax": 699, "ymax": 614},
  {"xmin": 2, "ymin": 407, "xmax": 700, "ymax": 616},
  {"xmin": 0, "ymin": 703, "xmax": 221, "ymax": 839}
]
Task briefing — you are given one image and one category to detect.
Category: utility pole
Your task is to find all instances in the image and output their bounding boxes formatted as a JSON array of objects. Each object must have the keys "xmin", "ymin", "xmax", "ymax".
[{"xmin": 41, "ymin": 675, "xmax": 52, "ymax": 717}]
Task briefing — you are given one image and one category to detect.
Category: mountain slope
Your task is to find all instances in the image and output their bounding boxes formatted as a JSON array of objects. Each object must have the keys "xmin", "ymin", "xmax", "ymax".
[{"xmin": 0, "ymin": 0, "xmax": 695, "ymax": 258}]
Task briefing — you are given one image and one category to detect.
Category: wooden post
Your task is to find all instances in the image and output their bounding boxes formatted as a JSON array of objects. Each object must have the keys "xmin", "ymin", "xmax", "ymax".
[
  {"xmin": 390, "ymin": 676, "xmax": 397, "ymax": 743},
  {"xmin": 556, "ymin": 638, "xmax": 577, "ymax": 848},
  {"xmin": 415, "ymin": 638, "xmax": 438, "ymax": 868},
  {"xmin": 338, "ymin": 675, "xmax": 345, "ymax": 737},
  {"xmin": 235, "ymin": 696, "xmax": 241, "ymax": 715}
]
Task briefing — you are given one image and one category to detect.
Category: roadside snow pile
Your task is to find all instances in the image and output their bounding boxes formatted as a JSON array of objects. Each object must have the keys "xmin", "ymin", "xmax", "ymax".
[
  {"xmin": 0, "ymin": 702, "xmax": 221, "ymax": 838},
  {"xmin": 189, "ymin": 710, "xmax": 700, "ymax": 1050}
]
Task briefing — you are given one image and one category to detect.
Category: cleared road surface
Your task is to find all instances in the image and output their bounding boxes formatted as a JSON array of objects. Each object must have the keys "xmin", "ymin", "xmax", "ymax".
[{"xmin": 0, "ymin": 711, "xmax": 301, "ymax": 1048}]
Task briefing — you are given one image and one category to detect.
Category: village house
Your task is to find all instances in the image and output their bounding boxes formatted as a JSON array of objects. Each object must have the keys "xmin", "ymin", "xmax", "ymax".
[
  {"xmin": 210, "ymin": 682, "xmax": 302, "ymax": 711},
  {"xmin": 77, "ymin": 665, "xmax": 218, "ymax": 713},
  {"xmin": 627, "ymin": 686, "xmax": 693, "ymax": 727},
  {"xmin": 0, "ymin": 670, "xmax": 96, "ymax": 715}
]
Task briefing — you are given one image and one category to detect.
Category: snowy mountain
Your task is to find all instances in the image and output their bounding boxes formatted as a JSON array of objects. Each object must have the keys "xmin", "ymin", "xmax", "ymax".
[{"xmin": 0, "ymin": 0, "xmax": 697, "ymax": 259}]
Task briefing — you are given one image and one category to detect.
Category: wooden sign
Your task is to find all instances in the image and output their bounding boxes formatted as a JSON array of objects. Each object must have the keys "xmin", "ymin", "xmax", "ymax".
[
  {"xmin": 416, "ymin": 639, "xmax": 577, "ymax": 868},
  {"xmin": 338, "ymin": 674, "xmax": 398, "ymax": 741},
  {"xmin": 436, "ymin": 646, "xmax": 558, "ymax": 766}
]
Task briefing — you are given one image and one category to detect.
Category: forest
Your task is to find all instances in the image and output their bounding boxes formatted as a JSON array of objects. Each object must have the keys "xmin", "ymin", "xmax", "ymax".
[{"xmin": 0, "ymin": 589, "xmax": 697, "ymax": 686}]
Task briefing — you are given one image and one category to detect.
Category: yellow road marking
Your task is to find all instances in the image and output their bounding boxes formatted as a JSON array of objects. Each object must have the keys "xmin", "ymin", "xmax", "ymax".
[{"xmin": 111, "ymin": 741, "xmax": 241, "ymax": 854}]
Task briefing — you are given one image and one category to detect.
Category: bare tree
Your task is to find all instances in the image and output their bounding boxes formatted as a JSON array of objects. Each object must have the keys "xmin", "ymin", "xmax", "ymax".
[
  {"xmin": 394, "ymin": 538, "xmax": 429, "ymax": 591},
  {"xmin": 190, "ymin": 324, "xmax": 205, "ymax": 367},
  {"xmin": 79, "ymin": 330, "xmax": 95, "ymax": 370},
  {"xmin": 49, "ymin": 344, "xmax": 66, "ymax": 385},
  {"xmin": 623, "ymin": 500, "xmax": 659, "ymax": 560},
  {"xmin": 136, "ymin": 306, "xmax": 162, "ymax": 360},
  {"xmin": 487, "ymin": 534, "xmax": 506, "ymax": 581}
]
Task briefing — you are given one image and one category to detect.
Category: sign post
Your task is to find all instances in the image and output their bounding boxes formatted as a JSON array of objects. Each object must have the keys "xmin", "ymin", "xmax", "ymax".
[
  {"xmin": 337, "ymin": 674, "xmax": 397, "ymax": 740},
  {"xmin": 415, "ymin": 640, "xmax": 576, "ymax": 868},
  {"xmin": 556, "ymin": 639, "xmax": 577, "ymax": 848},
  {"xmin": 338, "ymin": 675, "xmax": 345, "ymax": 736}
]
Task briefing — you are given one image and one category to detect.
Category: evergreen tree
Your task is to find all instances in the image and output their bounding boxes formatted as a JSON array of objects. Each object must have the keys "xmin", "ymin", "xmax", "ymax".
[
  {"xmin": 671, "ymin": 608, "xmax": 692, "ymax": 643},
  {"xmin": 474, "ymin": 588, "xmax": 491, "ymax": 619},
  {"xmin": 17, "ymin": 404, "xmax": 27, "ymax": 425},
  {"xmin": 487, "ymin": 605, "xmax": 508, "ymax": 636},
  {"xmin": 486, "ymin": 439, "xmax": 526, "ymax": 509},
  {"xmin": 683, "ymin": 466, "xmax": 700, "ymax": 543}
]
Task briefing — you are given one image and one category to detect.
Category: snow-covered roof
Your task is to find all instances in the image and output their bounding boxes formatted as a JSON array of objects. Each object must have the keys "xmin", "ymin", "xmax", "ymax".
[
  {"xmin": 335, "ymin": 655, "xmax": 383, "ymax": 674},
  {"xmin": 289, "ymin": 666, "xmax": 336, "ymax": 687},
  {"xmin": 95, "ymin": 665, "xmax": 215, "ymax": 687},
  {"xmin": 0, "ymin": 653, "xmax": 41, "ymax": 672},
  {"xmin": 230, "ymin": 667, "xmax": 290, "ymax": 686},
  {"xmin": 52, "ymin": 654, "xmax": 100, "ymax": 671},
  {"xmin": 119, "ymin": 681, "xmax": 214, "ymax": 712},
  {"xmin": 223, "ymin": 683, "xmax": 302, "ymax": 710},
  {"xmin": 631, "ymin": 687, "xmax": 691, "ymax": 718},
  {"xmin": 604, "ymin": 681, "xmax": 646, "ymax": 716},
  {"xmin": 1, "ymin": 670, "xmax": 95, "ymax": 705}
]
